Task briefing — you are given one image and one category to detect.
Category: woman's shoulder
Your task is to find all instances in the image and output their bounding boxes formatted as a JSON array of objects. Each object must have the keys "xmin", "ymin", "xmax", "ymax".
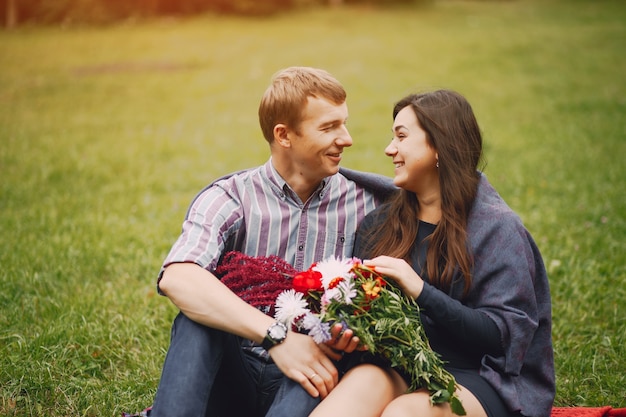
[
  {"xmin": 466, "ymin": 175, "xmax": 534, "ymax": 251},
  {"xmin": 470, "ymin": 175, "xmax": 524, "ymax": 227}
]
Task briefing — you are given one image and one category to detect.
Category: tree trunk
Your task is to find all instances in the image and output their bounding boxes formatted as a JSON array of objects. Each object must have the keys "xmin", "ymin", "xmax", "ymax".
[{"xmin": 6, "ymin": 0, "xmax": 18, "ymax": 28}]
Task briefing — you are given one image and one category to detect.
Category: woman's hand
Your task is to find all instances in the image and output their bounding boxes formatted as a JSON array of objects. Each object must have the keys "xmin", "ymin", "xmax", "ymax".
[{"xmin": 363, "ymin": 256, "xmax": 424, "ymax": 299}]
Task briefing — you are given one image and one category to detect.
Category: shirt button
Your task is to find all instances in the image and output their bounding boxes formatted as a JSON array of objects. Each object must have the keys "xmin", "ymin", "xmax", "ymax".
[{"xmin": 298, "ymin": 245, "xmax": 304, "ymax": 251}]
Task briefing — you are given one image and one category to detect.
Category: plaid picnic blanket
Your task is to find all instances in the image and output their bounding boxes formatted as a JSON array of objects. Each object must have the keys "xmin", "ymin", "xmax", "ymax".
[
  {"xmin": 122, "ymin": 407, "xmax": 151, "ymax": 417},
  {"xmin": 123, "ymin": 406, "xmax": 626, "ymax": 417},
  {"xmin": 551, "ymin": 407, "xmax": 626, "ymax": 417}
]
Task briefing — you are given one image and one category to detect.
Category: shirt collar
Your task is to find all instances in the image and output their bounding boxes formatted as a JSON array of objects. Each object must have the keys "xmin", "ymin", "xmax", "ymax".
[{"xmin": 263, "ymin": 158, "xmax": 330, "ymax": 203}]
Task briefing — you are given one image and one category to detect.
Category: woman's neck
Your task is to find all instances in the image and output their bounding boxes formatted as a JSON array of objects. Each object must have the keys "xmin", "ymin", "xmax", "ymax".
[{"xmin": 416, "ymin": 193, "xmax": 441, "ymax": 224}]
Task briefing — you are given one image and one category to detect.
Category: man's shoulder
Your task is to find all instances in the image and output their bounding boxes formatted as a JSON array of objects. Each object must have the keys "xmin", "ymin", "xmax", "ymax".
[
  {"xmin": 338, "ymin": 166, "xmax": 390, "ymax": 181},
  {"xmin": 183, "ymin": 166, "xmax": 262, "ymax": 216},
  {"xmin": 211, "ymin": 166, "xmax": 260, "ymax": 185},
  {"xmin": 195, "ymin": 166, "xmax": 262, "ymax": 195},
  {"xmin": 338, "ymin": 167, "xmax": 396, "ymax": 201}
]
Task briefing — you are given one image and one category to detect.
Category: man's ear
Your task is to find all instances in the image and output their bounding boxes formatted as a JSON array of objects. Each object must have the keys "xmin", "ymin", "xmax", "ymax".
[{"xmin": 274, "ymin": 124, "xmax": 291, "ymax": 148}]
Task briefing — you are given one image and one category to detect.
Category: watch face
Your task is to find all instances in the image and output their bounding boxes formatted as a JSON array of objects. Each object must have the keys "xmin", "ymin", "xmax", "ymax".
[{"xmin": 269, "ymin": 323, "xmax": 287, "ymax": 339}]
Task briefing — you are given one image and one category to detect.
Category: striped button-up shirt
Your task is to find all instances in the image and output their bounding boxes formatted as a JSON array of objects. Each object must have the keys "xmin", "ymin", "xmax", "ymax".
[{"xmin": 162, "ymin": 159, "xmax": 384, "ymax": 274}]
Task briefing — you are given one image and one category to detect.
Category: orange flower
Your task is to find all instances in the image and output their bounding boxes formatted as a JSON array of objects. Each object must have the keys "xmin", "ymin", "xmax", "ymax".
[
  {"xmin": 362, "ymin": 279, "xmax": 384, "ymax": 300},
  {"xmin": 328, "ymin": 277, "xmax": 344, "ymax": 289}
]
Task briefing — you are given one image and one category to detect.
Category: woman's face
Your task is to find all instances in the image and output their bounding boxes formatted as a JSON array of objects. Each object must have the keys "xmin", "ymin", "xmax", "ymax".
[{"xmin": 386, "ymin": 105, "xmax": 438, "ymax": 194}]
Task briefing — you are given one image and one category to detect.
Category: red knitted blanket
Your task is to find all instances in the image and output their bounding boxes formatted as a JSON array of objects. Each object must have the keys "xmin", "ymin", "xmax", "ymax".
[
  {"xmin": 123, "ymin": 406, "xmax": 626, "ymax": 417},
  {"xmin": 551, "ymin": 407, "xmax": 626, "ymax": 417}
]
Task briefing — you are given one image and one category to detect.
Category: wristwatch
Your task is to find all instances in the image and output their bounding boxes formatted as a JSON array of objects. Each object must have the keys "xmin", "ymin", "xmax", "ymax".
[{"xmin": 261, "ymin": 321, "xmax": 288, "ymax": 351}]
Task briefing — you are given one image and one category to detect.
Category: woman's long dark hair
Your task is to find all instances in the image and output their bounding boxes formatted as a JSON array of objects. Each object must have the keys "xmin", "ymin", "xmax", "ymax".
[{"xmin": 364, "ymin": 90, "xmax": 484, "ymax": 296}]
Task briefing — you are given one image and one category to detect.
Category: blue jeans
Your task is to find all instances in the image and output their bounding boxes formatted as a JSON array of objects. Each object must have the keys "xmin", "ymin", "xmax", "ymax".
[{"xmin": 151, "ymin": 313, "xmax": 320, "ymax": 417}]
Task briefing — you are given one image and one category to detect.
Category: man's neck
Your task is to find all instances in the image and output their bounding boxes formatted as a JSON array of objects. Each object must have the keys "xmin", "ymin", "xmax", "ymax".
[
  {"xmin": 284, "ymin": 172, "xmax": 323, "ymax": 203},
  {"xmin": 271, "ymin": 158, "xmax": 324, "ymax": 203}
]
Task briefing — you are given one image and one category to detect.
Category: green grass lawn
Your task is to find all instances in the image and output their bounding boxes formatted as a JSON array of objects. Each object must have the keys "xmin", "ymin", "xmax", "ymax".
[{"xmin": 1, "ymin": 0, "xmax": 625, "ymax": 415}]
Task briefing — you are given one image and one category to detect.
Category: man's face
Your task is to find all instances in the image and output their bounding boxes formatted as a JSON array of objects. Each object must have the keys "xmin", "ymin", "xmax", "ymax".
[{"xmin": 289, "ymin": 96, "xmax": 352, "ymax": 181}]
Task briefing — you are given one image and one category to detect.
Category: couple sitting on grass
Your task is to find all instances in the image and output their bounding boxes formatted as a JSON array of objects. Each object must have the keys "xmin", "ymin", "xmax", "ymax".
[{"xmin": 148, "ymin": 66, "xmax": 555, "ymax": 417}]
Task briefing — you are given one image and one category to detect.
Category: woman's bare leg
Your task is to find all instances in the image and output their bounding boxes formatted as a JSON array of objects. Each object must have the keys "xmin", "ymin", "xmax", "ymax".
[
  {"xmin": 309, "ymin": 364, "xmax": 407, "ymax": 417},
  {"xmin": 380, "ymin": 384, "xmax": 487, "ymax": 417}
]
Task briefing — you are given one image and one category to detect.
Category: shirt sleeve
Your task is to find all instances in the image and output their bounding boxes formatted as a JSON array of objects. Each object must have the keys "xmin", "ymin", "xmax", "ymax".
[
  {"xmin": 416, "ymin": 282, "xmax": 503, "ymax": 356},
  {"xmin": 157, "ymin": 182, "xmax": 244, "ymax": 291}
]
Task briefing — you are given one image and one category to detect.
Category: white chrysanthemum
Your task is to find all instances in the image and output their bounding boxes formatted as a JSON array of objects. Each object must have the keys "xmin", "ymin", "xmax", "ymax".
[
  {"xmin": 320, "ymin": 288, "xmax": 339, "ymax": 308},
  {"xmin": 337, "ymin": 278, "xmax": 357, "ymax": 304},
  {"xmin": 301, "ymin": 313, "xmax": 332, "ymax": 344},
  {"xmin": 313, "ymin": 257, "xmax": 354, "ymax": 290},
  {"xmin": 274, "ymin": 289, "xmax": 309, "ymax": 325}
]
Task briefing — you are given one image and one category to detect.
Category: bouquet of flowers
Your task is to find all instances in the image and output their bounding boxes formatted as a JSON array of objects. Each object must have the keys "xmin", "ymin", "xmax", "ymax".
[
  {"xmin": 274, "ymin": 256, "xmax": 465, "ymax": 415},
  {"xmin": 217, "ymin": 251, "xmax": 464, "ymax": 414}
]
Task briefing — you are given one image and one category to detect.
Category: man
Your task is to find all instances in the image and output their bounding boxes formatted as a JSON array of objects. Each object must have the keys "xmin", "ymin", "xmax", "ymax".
[{"xmin": 151, "ymin": 67, "xmax": 394, "ymax": 417}]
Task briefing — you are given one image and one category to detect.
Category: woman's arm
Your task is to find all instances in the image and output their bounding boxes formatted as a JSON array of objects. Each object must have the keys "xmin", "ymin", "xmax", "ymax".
[
  {"xmin": 363, "ymin": 256, "xmax": 503, "ymax": 356},
  {"xmin": 417, "ymin": 282, "xmax": 502, "ymax": 355}
]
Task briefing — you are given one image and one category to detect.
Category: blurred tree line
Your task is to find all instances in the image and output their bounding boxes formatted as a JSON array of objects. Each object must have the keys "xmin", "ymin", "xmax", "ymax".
[{"xmin": 1, "ymin": 0, "xmax": 429, "ymax": 27}]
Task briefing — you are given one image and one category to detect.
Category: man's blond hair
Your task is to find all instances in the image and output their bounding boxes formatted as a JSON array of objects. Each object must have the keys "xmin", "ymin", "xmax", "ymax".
[{"xmin": 258, "ymin": 67, "xmax": 347, "ymax": 143}]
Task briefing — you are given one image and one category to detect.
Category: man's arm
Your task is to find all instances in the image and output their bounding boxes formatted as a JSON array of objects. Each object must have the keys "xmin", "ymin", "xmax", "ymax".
[
  {"xmin": 158, "ymin": 262, "xmax": 339, "ymax": 398},
  {"xmin": 159, "ymin": 262, "xmax": 272, "ymax": 337}
]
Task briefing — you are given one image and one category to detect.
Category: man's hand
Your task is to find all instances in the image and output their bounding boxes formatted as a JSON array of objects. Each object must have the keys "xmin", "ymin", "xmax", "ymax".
[{"xmin": 269, "ymin": 332, "xmax": 339, "ymax": 399}]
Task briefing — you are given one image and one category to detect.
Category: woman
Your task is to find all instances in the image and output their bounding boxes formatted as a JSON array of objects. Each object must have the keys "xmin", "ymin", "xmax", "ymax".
[{"xmin": 309, "ymin": 90, "xmax": 555, "ymax": 417}]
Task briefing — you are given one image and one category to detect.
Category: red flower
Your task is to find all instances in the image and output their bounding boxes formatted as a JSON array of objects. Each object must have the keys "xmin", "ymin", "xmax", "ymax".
[{"xmin": 292, "ymin": 269, "xmax": 323, "ymax": 293}]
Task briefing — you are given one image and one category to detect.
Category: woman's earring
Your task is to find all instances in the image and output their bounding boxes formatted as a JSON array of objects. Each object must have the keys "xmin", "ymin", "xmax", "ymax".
[{"xmin": 436, "ymin": 161, "xmax": 439, "ymax": 168}]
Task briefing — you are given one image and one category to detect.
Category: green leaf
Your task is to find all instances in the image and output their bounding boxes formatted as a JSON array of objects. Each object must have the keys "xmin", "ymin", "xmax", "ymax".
[
  {"xmin": 450, "ymin": 396, "xmax": 467, "ymax": 416},
  {"xmin": 447, "ymin": 378, "xmax": 456, "ymax": 394}
]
